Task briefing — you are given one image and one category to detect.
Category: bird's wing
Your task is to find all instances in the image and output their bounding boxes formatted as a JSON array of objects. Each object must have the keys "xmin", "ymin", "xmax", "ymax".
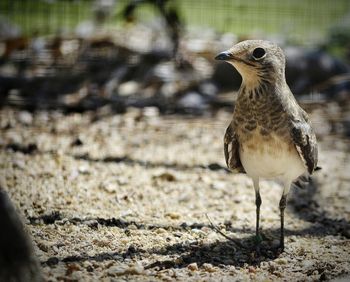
[
  {"xmin": 290, "ymin": 116, "xmax": 318, "ymax": 174},
  {"xmin": 224, "ymin": 123, "xmax": 245, "ymax": 173}
]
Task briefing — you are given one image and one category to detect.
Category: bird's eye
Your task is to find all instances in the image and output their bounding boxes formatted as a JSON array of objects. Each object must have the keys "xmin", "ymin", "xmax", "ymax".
[{"xmin": 252, "ymin": 48, "xmax": 266, "ymax": 60}]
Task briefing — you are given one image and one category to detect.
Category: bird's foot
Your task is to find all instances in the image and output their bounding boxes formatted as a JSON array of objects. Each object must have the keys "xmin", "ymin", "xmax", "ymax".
[
  {"xmin": 254, "ymin": 233, "xmax": 263, "ymax": 245},
  {"xmin": 252, "ymin": 234, "xmax": 263, "ymax": 256},
  {"xmin": 277, "ymin": 242, "xmax": 285, "ymax": 254},
  {"xmin": 250, "ymin": 233, "xmax": 285, "ymax": 258},
  {"xmin": 269, "ymin": 243, "xmax": 284, "ymax": 256}
]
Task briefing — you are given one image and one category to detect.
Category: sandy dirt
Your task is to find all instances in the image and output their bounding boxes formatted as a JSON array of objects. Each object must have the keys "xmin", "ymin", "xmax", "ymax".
[{"xmin": 0, "ymin": 105, "xmax": 349, "ymax": 281}]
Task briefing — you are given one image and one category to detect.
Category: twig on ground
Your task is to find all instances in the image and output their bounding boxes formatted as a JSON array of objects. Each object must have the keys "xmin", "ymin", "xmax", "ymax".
[{"xmin": 205, "ymin": 213, "xmax": 246, "ymax": 249}]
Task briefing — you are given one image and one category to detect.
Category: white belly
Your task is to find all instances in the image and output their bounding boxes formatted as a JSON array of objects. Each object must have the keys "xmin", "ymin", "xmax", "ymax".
[{"xmin": 239, "ymin": 134, "xmax": 306, "ymax": 182}]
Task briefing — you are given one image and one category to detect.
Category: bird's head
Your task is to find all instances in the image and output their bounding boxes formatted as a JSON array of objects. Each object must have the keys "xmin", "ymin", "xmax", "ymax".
[{"xmin": 215, "ymin": 40, "xmax": 286, "ymax": 89}]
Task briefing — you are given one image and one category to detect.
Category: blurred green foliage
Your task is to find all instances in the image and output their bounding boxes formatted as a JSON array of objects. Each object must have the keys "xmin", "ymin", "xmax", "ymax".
[
  {"xmin": 325, "ymin": 25, "xmax": 350, "ymax": 62},
  {"xmin": 0, "ymin": 0, "xmax": 349, "ymax": 46}
]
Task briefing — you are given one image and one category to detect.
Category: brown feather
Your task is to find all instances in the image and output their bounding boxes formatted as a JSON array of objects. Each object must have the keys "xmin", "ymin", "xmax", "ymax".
[{"xmin": 224, "ymin": 123, "xmax": 245, "ymax": 173}]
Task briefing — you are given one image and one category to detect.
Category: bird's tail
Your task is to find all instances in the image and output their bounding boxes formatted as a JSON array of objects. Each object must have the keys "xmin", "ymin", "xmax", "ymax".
[{"xmin": 293, "ymin": 174, "xmax": 312, "ymax": 189}]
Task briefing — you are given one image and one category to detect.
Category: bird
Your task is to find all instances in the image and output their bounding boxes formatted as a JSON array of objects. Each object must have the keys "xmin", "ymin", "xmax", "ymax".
[{"xmin": 215, "ymin": 40, "xmax": 318, "ymax": 252}]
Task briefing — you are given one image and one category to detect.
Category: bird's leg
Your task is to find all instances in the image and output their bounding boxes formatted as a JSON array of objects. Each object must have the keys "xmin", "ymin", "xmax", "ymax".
[
  {"xmin": 277, "ymin": 181, "xmax": 291, "ymax": 252},
  {"xmin": 253, "ymin": 179, "xmax": 262, "ymax": 244},
  {"xmin": 255, "ymin": 190, "xmax": 262, "ymax": 239},
  {"xmin": 279, "ymin": 188, "xmax": 289, "ymax": 251}
]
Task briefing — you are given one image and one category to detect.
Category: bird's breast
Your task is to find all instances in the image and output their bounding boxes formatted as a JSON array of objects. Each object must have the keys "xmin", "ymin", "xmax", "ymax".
[{"xmin": 239, "ymin": 129, "xmax": 306, "ymax": 181}]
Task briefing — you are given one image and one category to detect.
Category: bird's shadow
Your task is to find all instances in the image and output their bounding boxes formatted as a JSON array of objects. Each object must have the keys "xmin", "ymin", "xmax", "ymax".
[
  {"xmin": 144, "ymin": 237, "xmax": 280, "ymax": 270},
  {"xmin": 54, "ymin": 235, "xmax": 280, "ymax": 270},
  {"xmin": 289, "ymin": 177, "xmax": 350, "ymax": 238}
]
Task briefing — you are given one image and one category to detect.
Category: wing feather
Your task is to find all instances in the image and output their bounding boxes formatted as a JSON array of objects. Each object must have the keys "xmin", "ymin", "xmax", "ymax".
[
  {"xmin": 224, "ymin": 123, "xmax": 245, "ymax": 173},
  {"xmin": 290, "ymin": 118, "xmax": 318, "ymax": 174}
]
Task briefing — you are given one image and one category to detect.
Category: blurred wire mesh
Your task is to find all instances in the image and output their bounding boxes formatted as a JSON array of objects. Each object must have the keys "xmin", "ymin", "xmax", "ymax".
[
  {"xmin": 0, "ymin": 0, "xmax": 350, "ymax": 115},
  {"xmin": 1, "ymin": 0, "xmax": 350, "ymax": 43}
]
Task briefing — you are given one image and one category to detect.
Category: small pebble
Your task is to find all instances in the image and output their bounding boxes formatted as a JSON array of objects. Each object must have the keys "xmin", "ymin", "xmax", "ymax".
[
  {"xmin": 165, "ymin": 212, "xmax": 181, "ymax": 220},
  {"xmin": 301, "ymin": 260, "xmax": 314, "ymax": 268},
  {"xmin": 46, "ymin": 257, "xmax": 59, "ymax": 266},
  {"xmin": 155, "ymin": 228, "xmax": 166, "ymax": 234},
  {"xmin": 18, "ymin": 111, "xmax": 33, "ymax": 125},
  {"xmin": 275, "ymin": 258, "xmax": 288, "ymax": 265},
  {"xmin": 248, "ymin": 266, "xmax": 256, "ymax": 273},
  {"xmin": 202, "ymin": 263, "xmax": 216, "ymax": 272},
  {"xmin": 109, "ymin": 264, "xmax": 144, "ymax": 276},
  {"xmin": 187, "ymin": 263, "xmax": 198, "ymax": 271}
]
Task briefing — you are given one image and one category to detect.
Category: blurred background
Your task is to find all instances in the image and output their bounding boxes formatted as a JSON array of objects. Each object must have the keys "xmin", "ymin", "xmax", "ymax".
[{"xmin": 0, "ymin": 0, "xmax": 350, "ymax": 120}]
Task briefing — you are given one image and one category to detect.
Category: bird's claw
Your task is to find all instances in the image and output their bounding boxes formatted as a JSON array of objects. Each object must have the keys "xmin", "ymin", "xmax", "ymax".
[{"xmin": 254, "ymin": 234, "xmax": 263, "ymax": 244}]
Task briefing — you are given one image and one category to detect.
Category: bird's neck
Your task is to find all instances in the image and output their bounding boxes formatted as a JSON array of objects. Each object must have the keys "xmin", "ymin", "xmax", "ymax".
[
  {"xmin": 240, "ymin": 70, "xmax": 286, "ymax": 100},
  {"xmin": 241, "ymin": 70, "xmax": 262, "ymax": 90}
]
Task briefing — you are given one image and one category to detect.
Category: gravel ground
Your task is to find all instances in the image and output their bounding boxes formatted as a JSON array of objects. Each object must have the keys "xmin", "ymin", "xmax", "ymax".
[{"xmin": 0, "ymin": 105, "xmax": 349, "ymax": 281}]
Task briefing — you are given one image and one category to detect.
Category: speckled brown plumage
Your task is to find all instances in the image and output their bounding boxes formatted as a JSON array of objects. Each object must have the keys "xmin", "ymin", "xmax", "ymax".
[{"xmin": 215, "ymin": 40, "xmax": 318, "ymax": 252}]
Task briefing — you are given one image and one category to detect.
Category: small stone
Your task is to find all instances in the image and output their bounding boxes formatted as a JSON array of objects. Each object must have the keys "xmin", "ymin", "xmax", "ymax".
[
  {"xmin": 143, "ymin": 107, "xmax": 159, "ymax": 117},
  {"xmin": 154, "ymin": 172, "xmax": 176, "ymax": 182},
  {"xmin": 108, "ymin": 266, "xmax": 123, "ymax": 276},
  {"xmin": 100, "ymin": 181, "xmax": 118, "ymax": 193},
  {"xmin": 46, "ymin": 257, "xmax": 59, "ymax": 266},
  {"xmin": 13, "ymin": 159, "xmax": 26, "ymax": 169},
  {"xmin": 125, "ymin": 264, "xmax": 144, "ymax": 275},
  {"xmin": 93, "ymin": 239, "xmax": 110, "ymax": 247},
  {"xmin": 187, "ymin": 262, "xmax": 198, "ymax": 271},
  {"xmin": 248, "ymin": 266, "xmax": 256, "ymax": 273},
  {"xmin": 128, "ymin": 224, "xmax": 137, "ymax": 230},
  {"xmin": 71, "ymin": 137, "xmax": 83, "ymax": 146},
  {"xmin": 109, "ymin": 263, "xmax": 144, "ymax": 276},
  {"xmin": 86, "ymin": 220, "xmax": 98, "ymax": 229},
  {"xmin": 155, "ymin": 228, "xmax": 166, "ymax": 234},
  {"xmin": 301, "ymin": 260, "xmax": 313, "ymax": 268},
  {"xmin": 175, "ymin": 257, "xmax": 183, "ymax": 265},
  {"xmin": 82, "ymin": 261, "xmax": 93, "ymax": 269},
  {"xmin": 273, "ymin": 271, "xmax": 283, "ymax": 278},
  {"xmin": 66, "ymin": 263, "xmax": 81, "ymax": 275},
  {"xmin": 260, "ymin": 261, "xmax": 269, "ymax": 269},
  {"xmin": 18, "ymin": 111, "xmax": 33, "ymax": 125},
  {"xmin": 78, "ymin": 166, "xmax": 90, "ymax": 175},
  {"xmin": 118, "ymin": 81, "xmax": 139, "ymax": 96},
  {"xmin": 191, "ymin": 229, "xmax": 205, "ymax": 236},
  {"xmin": 211, "ymin": 181, "xmax": 226, "ymax": 190},
  {"xmin": 52, "ymin": 245, "xmax": 59, "ymax": 253},
  {"xmin": 165, "ymin": 212, "xmax": 181, "ymax": 220},
  {"xmin": 275, "ymin": 258, "xmax": 288, "ymax": 265},
  {"xmin": 297, "ymin": 247, "xmax": 306, "ymax": 256},
  {"xmin": 37, "ymin": 242, "xmax": 49, "ymax": 252},
  {"xmin": 202, "ymin": 263, "xmax": 216, "ymax": 272},
  {"xmin": 201, "ymin": 227, "xmax": 211, "ymax": 233}
]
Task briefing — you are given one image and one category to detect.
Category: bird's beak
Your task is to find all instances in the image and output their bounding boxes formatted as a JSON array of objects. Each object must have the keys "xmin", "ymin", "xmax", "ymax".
[{"xmin": 215, "ymin": 51, "xmax": 233, "ymax": 61}]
